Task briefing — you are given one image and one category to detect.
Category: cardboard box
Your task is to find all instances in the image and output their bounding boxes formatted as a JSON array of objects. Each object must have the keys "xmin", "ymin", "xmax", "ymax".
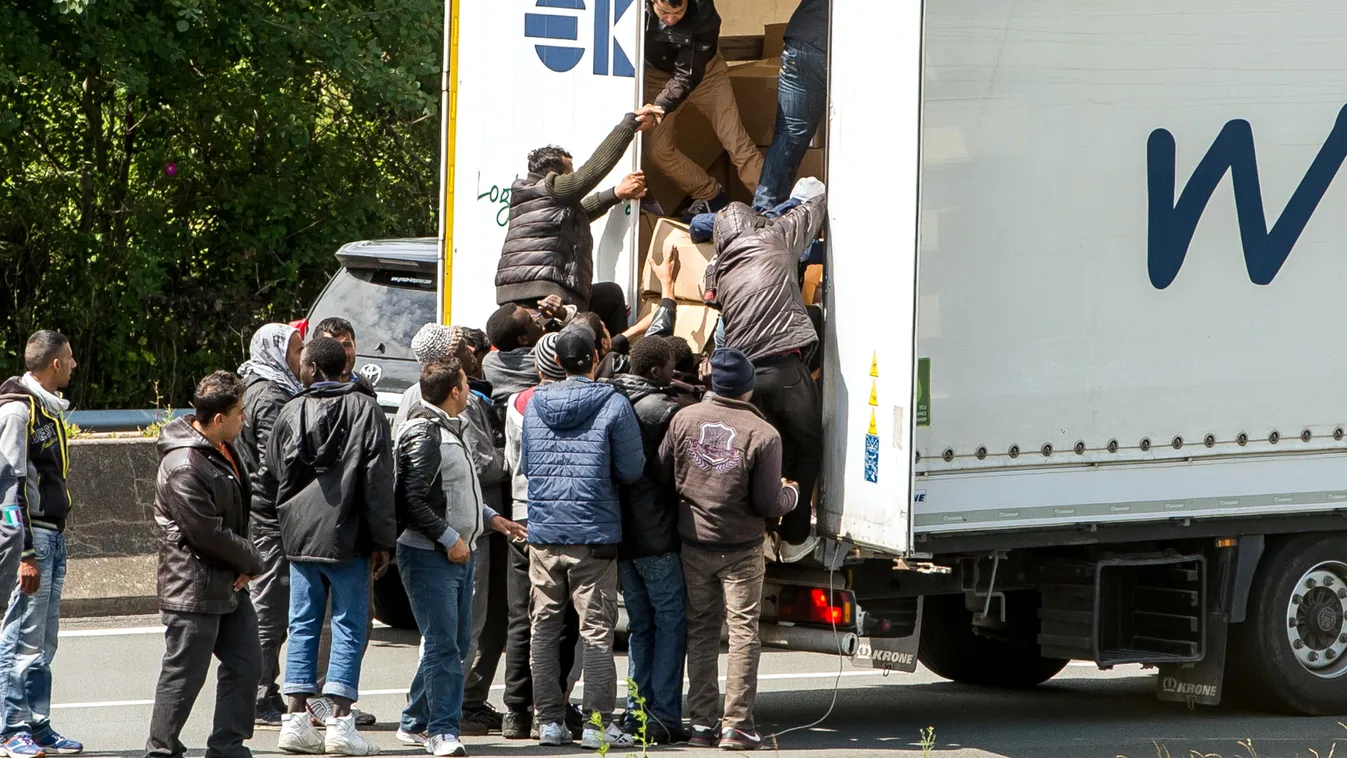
[
  {"xmin": 802, "ymin": 264, "xmax": 823, "ymax": 305},
  {"xmin": 728, "ymin": 58, "xmax": 826, "ymax": 149},
  {"xmin": 727, "ymin": 146, "xmax": 827, "ymax": 204},
  {"xmin": 763, "ymin": 23, "xmax": 788, "ymax": 59},
  {"xmin": 640, "ymin": 218, "xmax": 715, "ymax": 302},
  {"xmin": 637, "ymin": 297, "xmax": 719, "ymax": 355},
  {"xmin": 717, "ymin": 0, "xmax": 797, "ymax": 36}
]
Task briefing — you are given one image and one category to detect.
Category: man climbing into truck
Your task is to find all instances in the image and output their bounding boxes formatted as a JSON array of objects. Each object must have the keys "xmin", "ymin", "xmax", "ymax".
[{"xmin": 703, "ymin": 182, "xmax": 826, "ymax": 563}]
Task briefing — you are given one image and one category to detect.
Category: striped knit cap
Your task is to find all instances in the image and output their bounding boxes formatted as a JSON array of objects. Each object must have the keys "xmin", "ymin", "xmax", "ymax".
[{"xmin": 534, "ymin": 332, "xmax": 566, "ymax": 380}]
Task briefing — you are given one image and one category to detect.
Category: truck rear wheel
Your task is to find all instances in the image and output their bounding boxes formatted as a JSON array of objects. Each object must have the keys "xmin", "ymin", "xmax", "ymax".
[
  {"xmin": 1227, "ymin": 534, "xmax": 1347, "ymax": 715},
  {"xmin": 918, "ymin": 592, "xmax": 1068, "ymax": 688}
]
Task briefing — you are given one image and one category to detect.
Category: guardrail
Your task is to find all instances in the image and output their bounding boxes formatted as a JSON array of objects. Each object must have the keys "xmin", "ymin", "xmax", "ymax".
[{"xmin": 67, "ymin": 409, "xmax": 190, "ymax": 433}]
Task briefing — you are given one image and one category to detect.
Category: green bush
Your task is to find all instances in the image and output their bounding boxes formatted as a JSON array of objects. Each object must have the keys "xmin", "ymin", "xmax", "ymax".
[{"xmin": 0, "ymin": 0, "xmax": 440, "ymax": 408}]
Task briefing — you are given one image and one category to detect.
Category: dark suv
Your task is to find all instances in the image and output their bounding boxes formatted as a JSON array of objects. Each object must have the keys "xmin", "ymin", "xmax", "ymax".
[{"xmin": 304, "ymin": 238, "xmax": 438, "ymax": 414}]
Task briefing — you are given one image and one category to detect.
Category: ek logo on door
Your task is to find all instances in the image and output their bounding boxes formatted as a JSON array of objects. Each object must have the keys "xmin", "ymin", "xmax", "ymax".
[{"xmin": 525, "ymin": 0, "xmax": 636, "ymax": 77}]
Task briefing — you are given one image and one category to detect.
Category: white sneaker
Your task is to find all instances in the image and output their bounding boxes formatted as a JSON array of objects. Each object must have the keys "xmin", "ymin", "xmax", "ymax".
[
  {"xmin": 396, "ymin": 729, "xmax": 429, "ymax": 747},
  {"xmin": 278, "ymin": 713, "xmax": 325, "ymax": 754},
  {"xmin": 426, "ymin": 734, "xmax": 467, "ymax": 757},
  {"xmin": 777, "ymin": 535, "xmax": 820, "ymax": 564},
  {"xmin": 325, "ymin": 715, "xmax": 381, "ymax": 756},
  {"xmin": 538, "ymin": 722, "xmax": 572, "ymax": 747},
  {"xmin": 581, "ymin": 723, "xmax": 632, "ymax": 750}
]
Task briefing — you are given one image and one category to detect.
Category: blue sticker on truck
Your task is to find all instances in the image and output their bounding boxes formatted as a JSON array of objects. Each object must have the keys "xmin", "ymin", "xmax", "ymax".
[{"xmin": 864, "ymin": 434, "xmax": 880, "ymax": 483}]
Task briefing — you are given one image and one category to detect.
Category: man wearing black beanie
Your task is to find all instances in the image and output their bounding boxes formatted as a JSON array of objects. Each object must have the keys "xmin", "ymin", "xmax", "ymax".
[{"xmin": 658, "ymin": 348, "xmax": 798, "ymax": 750}]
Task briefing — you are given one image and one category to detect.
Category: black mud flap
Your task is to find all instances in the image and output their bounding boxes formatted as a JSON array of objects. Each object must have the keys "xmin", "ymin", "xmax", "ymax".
[
  {"xmin": 853, "ymin": 598, "xmax": 922, "ymax": 674},
  {"xmin": 1156, "ymin": 609, "xmax": 1228, "ymax": 706}
]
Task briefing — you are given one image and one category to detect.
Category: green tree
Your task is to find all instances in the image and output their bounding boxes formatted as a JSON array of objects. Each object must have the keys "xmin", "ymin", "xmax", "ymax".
[{"xmin": 0, "ymin": 0, "xmax": 441, "ymax": 407}]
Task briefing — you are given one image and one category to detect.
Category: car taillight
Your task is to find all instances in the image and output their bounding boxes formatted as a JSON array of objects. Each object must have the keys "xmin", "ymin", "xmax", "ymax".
[
  {"xmin": 777, "ymin": 586, "xmax": 854, "ymax": 627},
  {"xmin": 291, "ymin": 319, "xmax": 309, "ymax": 339}
]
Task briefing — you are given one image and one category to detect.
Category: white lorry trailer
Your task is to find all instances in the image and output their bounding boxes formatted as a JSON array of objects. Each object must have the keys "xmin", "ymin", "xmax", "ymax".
[{"xmin": 438, "ymin": 0, "xmax": 1347, "ymax": 715}]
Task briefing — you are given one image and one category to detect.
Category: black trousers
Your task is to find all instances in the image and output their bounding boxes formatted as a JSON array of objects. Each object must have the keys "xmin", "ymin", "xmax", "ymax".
[
  {"xmin": 503, "ymin": 535, "xmax": 580, "ymax": 713},
  {"xmin": 249, "ymin": 533, "xmax": 288, "ymax": 710},
  {"xmin": 145, "ymin": 597, "xmax": 262, "ymax": 758},
  {"xmin": 752, "ymin": 354, "xmax": 823, "ymax": 544},
  {"xmin": 464, "ymin": 531, "xmax": 510, "ymax": 709}
]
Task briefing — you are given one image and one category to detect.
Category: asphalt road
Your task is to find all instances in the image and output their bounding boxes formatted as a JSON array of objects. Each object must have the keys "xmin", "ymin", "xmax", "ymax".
[{"xmin": 50, "ymin": 615, "xmax": 1347, "ymax": 758}]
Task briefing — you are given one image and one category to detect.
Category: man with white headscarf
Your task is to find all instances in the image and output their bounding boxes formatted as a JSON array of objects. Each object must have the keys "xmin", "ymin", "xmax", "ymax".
[{"xmin": 235, "ymin": 323, "xmax": 304, "ymax": 726}]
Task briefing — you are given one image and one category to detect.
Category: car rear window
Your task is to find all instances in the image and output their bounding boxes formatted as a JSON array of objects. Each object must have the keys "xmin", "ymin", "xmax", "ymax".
[{"xmin": 308, "ymin": 268, "xmax": 436, "ymax": 361}]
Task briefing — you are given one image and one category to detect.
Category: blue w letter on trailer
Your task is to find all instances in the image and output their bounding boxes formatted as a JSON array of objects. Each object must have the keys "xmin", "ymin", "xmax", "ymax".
[{"xmin": 1146, "ymin": 104, "xmax": 1347, "ymax": 289}]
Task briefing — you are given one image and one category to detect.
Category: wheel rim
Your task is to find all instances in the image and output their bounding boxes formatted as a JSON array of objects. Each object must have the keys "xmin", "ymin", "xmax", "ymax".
[{"xmin": 1285, "ymin": 561, "xmax": 1347, "ymax": 678}]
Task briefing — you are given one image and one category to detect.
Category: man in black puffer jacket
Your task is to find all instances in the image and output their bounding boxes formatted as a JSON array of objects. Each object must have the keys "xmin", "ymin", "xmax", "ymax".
[
  {"xmin": 494, "ymin": 106, "xmax": 662, "ymax": 329},
  {"xmin": 607, "ymin": 336, "xmax": 687, "ymax": 745},
  {"xmin": 146, "ymin": 371, "xmax": 265, "ymax": 758}
]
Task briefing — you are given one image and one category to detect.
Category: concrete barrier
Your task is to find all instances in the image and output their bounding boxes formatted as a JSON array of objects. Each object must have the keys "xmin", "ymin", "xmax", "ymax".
[{"xmin": 64, "ymin": 437, "xmax": 161, "ymax": 616}]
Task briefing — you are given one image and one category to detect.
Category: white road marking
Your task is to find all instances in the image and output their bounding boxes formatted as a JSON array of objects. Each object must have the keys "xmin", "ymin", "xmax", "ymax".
[
  {"xmin": 50, "ymin": 670, "xmax": 884, "ymax": 711},
  {"xmin": 60, "ymin": 626, "xmax": 165, "ymax": 638}
]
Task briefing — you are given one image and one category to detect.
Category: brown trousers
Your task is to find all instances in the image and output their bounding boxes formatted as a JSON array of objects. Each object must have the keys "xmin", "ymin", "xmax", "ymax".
[
  {"xmin": 644, "ymin": 54, "xmax": 764, "ymax": 201},
  {"xmin": 528, "ymin": 544, "xmax": 620, "ymax": 724},
  {"xmin": 682, "ymin": 542, "xmax": 766, "ymax": 732}
]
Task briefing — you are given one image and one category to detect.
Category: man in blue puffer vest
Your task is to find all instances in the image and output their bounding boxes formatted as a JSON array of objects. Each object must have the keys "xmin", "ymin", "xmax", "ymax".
[{"xmin": 520, "ymin": 322, "xmax": 644, "ymax": 750}]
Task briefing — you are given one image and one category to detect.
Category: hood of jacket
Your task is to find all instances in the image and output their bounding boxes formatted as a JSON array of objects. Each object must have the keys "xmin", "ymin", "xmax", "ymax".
[
  {"xmin": 293, "ymin": 381, "xmax": 370, "ymax": 471},
  {"xmin": 713, "ymin": 202, "xmax": 768, "ymax": 259},
  {"xmin": 0, "ymin": 374, "xmax": 70, "ymax": 415},
  {"xmin": 530, "ymin": 378, "xmax": 617, "ymax": 431},
  {"xmin": 607, "ymin": 373, "xmax": 659, "ymax": 405},
  {"xmin": 156, "ymin": 416, "xmax": 217, "ymax": 458}
]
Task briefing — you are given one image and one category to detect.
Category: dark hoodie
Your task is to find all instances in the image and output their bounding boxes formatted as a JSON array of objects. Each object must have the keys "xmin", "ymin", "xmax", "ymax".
[
  {"xmin": 261, "ymin": 381, "xmax": 397, "ymax": 563},
  {"xmin": 520, "ymin": 377, "xmax": 644, "ymax": 546},
  {"xmin": 153, "ymin": 417, "xmax": 264, "ymax": 614},
  {"xmin": 483, "ymin": 347, "xmax": 539, "ymax": 419},
  {"xmin": 607, "ymin": 374, "xmax": 681, "ymax": 559},
  {"xmin": 237, "ymin": 374, "xmax": 292, "ymax": 536},
  {"xmin": 705, "ymin": 198, "xmax": 827, "ymax": 363}
]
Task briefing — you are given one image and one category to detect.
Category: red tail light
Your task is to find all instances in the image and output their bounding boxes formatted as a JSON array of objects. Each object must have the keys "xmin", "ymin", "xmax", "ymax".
[
  {"xmin": 777, "ymin": 586, "xmax": 854, "ymax": 627},
  {"xmin": 291, "ymin": 319, "xmax": 309, "ymax": 339}
]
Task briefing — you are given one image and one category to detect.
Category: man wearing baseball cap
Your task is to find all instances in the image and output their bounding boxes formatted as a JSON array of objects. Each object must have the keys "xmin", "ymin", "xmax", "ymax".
[
  {"xmin": 658, "ymin": 347, "xmax": 799, "ymax": 750},
  {"xmin": 519, "ymin": 323, "xmax": 644, "ymax": 749}
]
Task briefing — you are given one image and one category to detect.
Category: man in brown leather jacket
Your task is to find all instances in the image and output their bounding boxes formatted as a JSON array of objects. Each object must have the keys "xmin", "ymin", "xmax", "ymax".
[{"xmin": 145, "ymin": 371, "xmax": 265, "ymax": 758}]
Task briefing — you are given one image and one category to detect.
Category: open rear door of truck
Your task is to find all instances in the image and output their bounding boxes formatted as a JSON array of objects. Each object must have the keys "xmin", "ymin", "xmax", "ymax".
[
  {"xmin": 439, "ymin": 0, "xmax": 644, "ymax": 326},
  {"xmin": 818, "ymin": 1, "xmax": 923, "ymax": 556}
]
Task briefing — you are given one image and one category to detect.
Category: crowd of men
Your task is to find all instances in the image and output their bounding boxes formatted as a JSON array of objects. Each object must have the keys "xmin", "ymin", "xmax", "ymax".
[{"xmin": 0, "ymin": 1, "xmax": 831, "ymax": 757}]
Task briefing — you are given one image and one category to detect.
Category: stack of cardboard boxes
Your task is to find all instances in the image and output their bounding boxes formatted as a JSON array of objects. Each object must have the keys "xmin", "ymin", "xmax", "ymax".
[{"xmin": 636, "ymin": 20, "xmax": 828, "ymax": 355}]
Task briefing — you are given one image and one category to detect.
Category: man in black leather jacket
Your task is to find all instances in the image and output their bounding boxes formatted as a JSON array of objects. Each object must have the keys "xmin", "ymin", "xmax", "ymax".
[
  {"xmin": 607, "ymin": 336, "xmax": 687, "ymax": 745},
  {"xmin": 145, "ymin": 371, "xmax": 265, "ymax": 758}
]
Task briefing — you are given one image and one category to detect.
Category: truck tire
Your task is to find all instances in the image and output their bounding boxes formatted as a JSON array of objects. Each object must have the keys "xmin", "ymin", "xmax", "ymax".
[
  {"xmin": 371, "ymin": 562, "xmax": 419, "ymax": 631},
  {"xmin": 1226, "ymin": 533, "xmax": 1347, "ymax": 715},
  {"xmin": 918, "ymin": 592, "xmax": 1068, "ymax": 688}
]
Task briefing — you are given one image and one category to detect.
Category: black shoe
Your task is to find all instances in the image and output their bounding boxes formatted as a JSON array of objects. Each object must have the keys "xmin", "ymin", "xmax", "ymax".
[
  {"xmin": 720, "ymin": 727, "xmax": 764, "ymax": 751},
  {"xmin": 502, "ymin": 710, "xmax": 532, "ymax": 740},
  {"xmin": 254, "ymin": 704, "xmax": 284, "ymax": 728},
  {"xmin": 688, "ymin": 725, "xmax": 719, "ymax": 748},
  {"xmin": 679, "ymin": 187, "xmax": 730, "ymax": 223},
  {"xmin": 461, "ymin": 704, "xmax": 503, "ymax": 736},
  {"xmin": 643, "ymin": 722, "xmax": 689, "ymax": 745},
  {"xmin": 565, "ymin": 704, "xmax": 585, "ymax": 740}
]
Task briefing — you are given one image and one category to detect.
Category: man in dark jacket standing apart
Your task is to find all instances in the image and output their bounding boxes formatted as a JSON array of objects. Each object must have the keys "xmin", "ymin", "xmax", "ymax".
[
  {"xmin": 145, "ymin": 371, "xmax": 265, "ymax": 758},
  {"xmin": 234, "ymin": 323, "xmax": 305, "ymax": 726},
  {"xmin": 659, "ymin": 348, "xmax": 799, "ymax": 750},
  {"xmin": 706, "ymin": 190, "xmax": 825, "ymax": 564},
  {"xmin": 521, "ymin": 323, "xmax": 644, "ymax": 749},
  {"xmin": 494, "ymin": 106, "xmax": 661, "ymax": 331},
  {"xmin": 261, "ymin": 337, "xmax": 396, "ymax": 756},
  {"xmin": 645, "ymin": 0, "xmax": 762, "ymax": 218},
  {"xmin": 608, "ymin": 337, "xmax": 686, "ymax": 745},
  {"xmin": 0, "ymin": 330, "xmax": 81, "ymax": 757}
]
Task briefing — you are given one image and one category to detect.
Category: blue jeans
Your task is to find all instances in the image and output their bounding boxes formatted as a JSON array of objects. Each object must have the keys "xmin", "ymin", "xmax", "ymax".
[
  {"xmin": 0, "ymin": 528, "xmax": 65, "ymax": 735},
  {"xmin": 618, "ymin": 552, "xmax": 686, "ymax": 730},
  {"xmin": 398, "ymin": 544, "xmax": 475, "ymax": 738},
  {"xmin": 753, "ymin": 40, "xmax": 828, "ymax": 211},
  {"xmin": 284, "ymin": 558, "xmax": 371, "ymax": 701}
]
